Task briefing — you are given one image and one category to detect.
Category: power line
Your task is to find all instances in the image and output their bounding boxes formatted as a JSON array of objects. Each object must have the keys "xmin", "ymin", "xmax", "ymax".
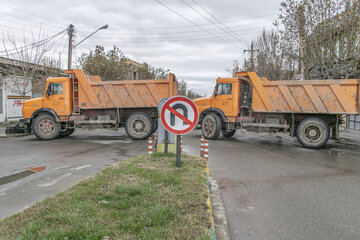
[
  {"xmin": 191, "ymin": 0, "xmax": 251, "ymax": 46},
  {"xmin": 0, "ymin": 3, "xmax": 65, "ymax": 28},
  {"xmin": 75, "ymin": 13, "xmax": 277, "ymax": 30},
  {"xmin": 89, "ymin": 28, "xmax": 269, "ymax": 44},
  {"xmin": 153, "ymin": 0, "xmax": 242, "ymax": 50},
  {"xmin": 179, "ymin": 0, "xmax": 249, "ymax": 46},
  {"xmin": 0, "ymin": 29, "xmax": 67, "ymax": 55},
  {"xmin": 0, "ymin": 11, "xmax": 66, "ymax": 31}
]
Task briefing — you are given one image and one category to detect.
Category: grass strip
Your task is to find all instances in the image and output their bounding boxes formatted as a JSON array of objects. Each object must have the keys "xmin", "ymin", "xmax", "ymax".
[{"xmin": 0, "ymin": 153, "xmax": 211, "ymax": 240}]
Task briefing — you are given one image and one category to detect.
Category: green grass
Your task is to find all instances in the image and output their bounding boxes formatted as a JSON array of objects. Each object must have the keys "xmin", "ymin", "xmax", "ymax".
[{"xmin": 0, "ymin": 154, "xmax": 211, "ymax": 240}]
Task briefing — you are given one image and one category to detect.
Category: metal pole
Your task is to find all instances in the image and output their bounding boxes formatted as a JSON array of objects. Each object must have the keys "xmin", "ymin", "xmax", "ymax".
[
  {"xmin": 164, "ymin": 130, "xmax": 168, "ymax": 154},
  {"xmin": 67, "ymin": 24, "xmax": 74, "ymax": 70},
  {"xmin": 176, "ymin": 135, "xmax": 181, "ymax": 168}
]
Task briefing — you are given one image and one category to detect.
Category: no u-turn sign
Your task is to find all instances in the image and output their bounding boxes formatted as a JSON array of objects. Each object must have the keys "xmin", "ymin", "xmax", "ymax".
[{"xmin": 160, "ymin": 96, "xmax": 199, "ymax": 135}]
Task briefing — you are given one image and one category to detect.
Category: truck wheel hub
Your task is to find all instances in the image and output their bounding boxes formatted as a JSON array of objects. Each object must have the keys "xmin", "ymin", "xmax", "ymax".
[
  {"xmin": 133, "ymin": 120, "xmax": 145, "ymax": 132},
  {"xmin": 204, "ymin": 119, "xmax": 214, "ymax": 133},
  {"xmin": 305, "ymin": 126, "xmax": 321, "ymax": 140},
  {"xmin": 39, "ymin": 120, "xmax": 55, "ymax": 135}
]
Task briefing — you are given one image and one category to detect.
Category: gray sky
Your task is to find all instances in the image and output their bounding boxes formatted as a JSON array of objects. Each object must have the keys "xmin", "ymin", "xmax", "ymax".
[{"xmin": 0, "ymin": 0, "xmax": 283, "ymax": 96}]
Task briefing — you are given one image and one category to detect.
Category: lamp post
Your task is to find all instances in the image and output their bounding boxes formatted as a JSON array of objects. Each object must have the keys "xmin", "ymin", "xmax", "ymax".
[{"xmin": 67, "ymin": 24, "xmax": 108, "ymax": 70}]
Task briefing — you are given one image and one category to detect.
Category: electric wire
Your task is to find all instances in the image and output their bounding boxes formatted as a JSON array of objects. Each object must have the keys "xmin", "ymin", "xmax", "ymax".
[
  {"xmin": 153, "ymin": 0, "xmax": 242, "ymax": 50},
  {"xmin": 191, "ymin": 0, "xmax": 253, "ymax": 47},
  {"xmin": 0, "ymin": 29, "xmax": 68, "ymax": 55},
  {"xmin": 179, "ymin": 0, "xmax": 249, "ymax": 45}
]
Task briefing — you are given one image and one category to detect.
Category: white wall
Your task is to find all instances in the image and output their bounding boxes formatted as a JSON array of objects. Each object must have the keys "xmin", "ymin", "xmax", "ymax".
[{"xmin": 0, "ymin": 76, "xmax": 32, "ymax": 122}]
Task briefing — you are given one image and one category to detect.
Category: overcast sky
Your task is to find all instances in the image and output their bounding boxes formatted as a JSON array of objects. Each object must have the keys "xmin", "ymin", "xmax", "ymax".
[{"xmin": 0, "ymin": 0, "xmax": 283, "ymax": 96}]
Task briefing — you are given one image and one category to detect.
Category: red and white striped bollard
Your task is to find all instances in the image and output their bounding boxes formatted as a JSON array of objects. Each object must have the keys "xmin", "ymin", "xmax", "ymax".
[
  {"xmin": 203, "ymin": 140, "xmax": 209, "ymax": 161},
  {"xmin": 148, "ymin": 137, "xmax": 153, "ymax": 154},
  {"xmin": 200, "ymin": 136, "xmax": 205, "ymax": 157}
]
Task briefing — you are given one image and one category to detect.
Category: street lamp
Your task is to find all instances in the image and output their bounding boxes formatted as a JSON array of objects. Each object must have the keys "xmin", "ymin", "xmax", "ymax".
[{"xmin": 68, "ymin": 24, "xmax": 109, "ymax": 70}]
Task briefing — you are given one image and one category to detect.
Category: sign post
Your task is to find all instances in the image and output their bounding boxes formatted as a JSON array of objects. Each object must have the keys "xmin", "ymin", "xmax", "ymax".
[{"xmin": 160, "ymin": 96, "xmax": 199, "ymax": 167}]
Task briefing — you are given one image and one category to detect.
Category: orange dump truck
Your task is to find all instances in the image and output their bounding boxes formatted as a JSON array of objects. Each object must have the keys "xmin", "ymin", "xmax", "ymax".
[
  {"xmin": 194, "ymin": 72, "xmax": 360, "ymax": 148},
  {"xmin": 22, "ymin": 69, "xmax": 177, "ymax": 140}
]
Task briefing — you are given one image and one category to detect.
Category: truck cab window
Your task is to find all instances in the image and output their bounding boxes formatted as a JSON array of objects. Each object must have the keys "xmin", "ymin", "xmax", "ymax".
[
  {"xmin": 216, "ymin": 83, "xmax": 232, "ymax": 95},
  {"xmin": 49, "ymin": 83, "xmax": 63, "ymax": 95}
]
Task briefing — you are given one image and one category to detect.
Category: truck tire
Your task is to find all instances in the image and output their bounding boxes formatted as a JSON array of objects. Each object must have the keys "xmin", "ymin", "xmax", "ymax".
[
  {"xmin": 222, "ymin": 129, "xmax": 236, "ymax": 137},
  {"xmin": 202, "ymin": 114, "xmax": 221, "ymax": 139},
  {"xmin": 33, "ymin": 114, "xmax": 60, "ymax": 140},
  {"xmin": 59, "ymin": 128, "xmax": 75, "ymax": 137},
  {"xmin": 296, "ymin": 117, "xmax": 330, "ymax": 148},
  {"xmin": 125, "ymin": 112, "xmax": 154, "ymax": 140}
]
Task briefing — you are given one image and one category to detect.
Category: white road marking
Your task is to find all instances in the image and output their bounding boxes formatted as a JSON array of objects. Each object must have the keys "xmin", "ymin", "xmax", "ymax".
[
  {"xmin": 72, "ymin": 164, "xmax": 92, "ymax": 171},
  {"xmin": 38, "ymin": 173, "xmax": 71, "ymax": 187},
  {"xmin": 53, "ymin": 165, "xmax": 71, "ymax": 170},
  {"xmin": 0, "ymin": 192, "xmax": 6, "ymax": 196}
]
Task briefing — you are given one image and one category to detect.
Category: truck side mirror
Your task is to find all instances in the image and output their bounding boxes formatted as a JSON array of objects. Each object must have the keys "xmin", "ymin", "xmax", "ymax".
[{"xmin": 46, "ymin": 85, "xmax": 52, "ymax": 97}]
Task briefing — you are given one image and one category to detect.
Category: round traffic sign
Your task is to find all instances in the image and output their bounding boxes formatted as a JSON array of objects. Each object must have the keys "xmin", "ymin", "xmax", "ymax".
[{"xmin": 160, "ymin": 96, "xmax": 199, "ymax": 135}]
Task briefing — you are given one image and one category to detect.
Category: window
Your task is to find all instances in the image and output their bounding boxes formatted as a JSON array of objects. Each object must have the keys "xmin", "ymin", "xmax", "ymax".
[
  {"xmin": 49, "ymin": 83, "xmax": 63, "ymax": 95},
  {"xmin": 216, "ymin": 83, "xmax": 232, "ymax": 95}
]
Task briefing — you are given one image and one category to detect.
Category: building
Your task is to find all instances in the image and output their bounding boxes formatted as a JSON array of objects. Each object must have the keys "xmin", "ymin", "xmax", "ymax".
[{"xmin": 0, "ymin": 75, "xmax": 32, "ymax": 122}]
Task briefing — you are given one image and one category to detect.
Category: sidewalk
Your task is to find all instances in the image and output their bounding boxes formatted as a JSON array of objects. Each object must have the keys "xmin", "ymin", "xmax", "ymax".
[{"xmin": 340, "ymin": 127, "xmax": 360, "ymax": 139}]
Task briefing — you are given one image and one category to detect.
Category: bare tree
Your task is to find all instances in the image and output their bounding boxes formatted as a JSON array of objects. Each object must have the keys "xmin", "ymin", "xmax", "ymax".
[
  {"xmin": 1, "ymin": 28, "xmax": 62, "ymax": 99},
  {"xmin": 278, "ymin": 0, "xmax": 360, "ymax": 79},
  {"xmin": 241, "ymin": 29, "xmax": 297, "ymax": 80}
]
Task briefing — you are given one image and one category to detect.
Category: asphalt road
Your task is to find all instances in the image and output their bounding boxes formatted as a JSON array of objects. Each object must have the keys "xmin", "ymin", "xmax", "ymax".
[
  {"xmin": 0, "ymin": 129, "xmax": 146, "ymax": 219},
  {"xmin": 183, "ymin": 130, "xmax": 360, "ymax": 240},
  {"xmin": 1, "ymin": 128, "xmax": 360, "ymax": 240}
]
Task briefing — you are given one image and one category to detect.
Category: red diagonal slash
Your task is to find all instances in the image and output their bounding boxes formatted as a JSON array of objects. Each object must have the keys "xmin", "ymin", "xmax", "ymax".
[{"xmin": 165, "ymin": 105, "xmax": 193, "ymax": 125}]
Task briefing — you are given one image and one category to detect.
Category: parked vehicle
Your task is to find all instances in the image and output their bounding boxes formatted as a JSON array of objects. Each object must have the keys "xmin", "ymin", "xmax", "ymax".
[
  {"xmin": 22, "ymin": 69, "xmax": 178, "ymax": 140},
  {"xmin": 194, "ymin": 71, "xmax": 360, "ymax": 148}
]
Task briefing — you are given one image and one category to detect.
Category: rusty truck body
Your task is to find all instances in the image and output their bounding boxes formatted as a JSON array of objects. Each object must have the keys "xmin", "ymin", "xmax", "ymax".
[
  {"xmin": 194, "ymin": 72, "xmax": 360, "ymax": 148},
  {"xmin": 22, "ymin": 69, "xmax": 178, "ymax": 140}
]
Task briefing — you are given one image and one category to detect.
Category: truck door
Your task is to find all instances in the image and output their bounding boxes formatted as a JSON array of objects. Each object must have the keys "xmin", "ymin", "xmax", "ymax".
[
  {"xmin": 214, "ymin": 83, "xmax": 233, "ymax": 114},
  {"xmin": 44, "ymin": 82, "xmax": 66, "ymax": 116},
  {"xmin": 240, "ymin": 81, "xmax": 251, "ymax": 108}
]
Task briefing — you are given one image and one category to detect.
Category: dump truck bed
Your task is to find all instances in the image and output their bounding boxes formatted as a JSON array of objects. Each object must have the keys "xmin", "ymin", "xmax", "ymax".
[
  {"xmin": 236, "ymin": 72, "xmax": 360, "ymax": 115},
  {"xmin": 65, "ymin": 69, "xmax": 177, "ymax": 110}
]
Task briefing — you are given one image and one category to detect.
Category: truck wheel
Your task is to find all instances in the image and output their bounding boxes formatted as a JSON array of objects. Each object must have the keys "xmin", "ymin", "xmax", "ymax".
[
  {"xmin": 125, "ymin": 112, "xmax": 154, "ymax": 140},
  {"xmin": 222, "ymin": 129, "xmax": 236, "ymax": 137},
  {"xmin": 33, "ymin": 114, "xmax": 60, "ymax": 140},
  {"xmin": 202, "ymin": 114, "xmax": 221, "ymax": 139},
  {"xmin": 296, "ymin": 117, "xmax": 330, "ymax": 148},
  {"xmin": 59, "ymin": 128, "xmax": 75, "ymax": 137}
]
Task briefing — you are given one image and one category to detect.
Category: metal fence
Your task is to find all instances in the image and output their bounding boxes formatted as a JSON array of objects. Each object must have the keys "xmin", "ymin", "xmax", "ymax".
[{"xmin": 349, "ymin": 115, "xmax": 360, "ymax": 131}]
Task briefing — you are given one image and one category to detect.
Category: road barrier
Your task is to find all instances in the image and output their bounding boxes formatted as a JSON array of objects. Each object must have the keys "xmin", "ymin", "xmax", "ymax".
[
  {"xmin": 148, "ymin": 137, "xmax": 153, "ymax": 154},
  {"xmin": 200, "ymin": 136, "xmax": 205, "ymax": 157},
  {"xmin": 203, "ymin": 140, "xmax": 209, "ymax": 161}
]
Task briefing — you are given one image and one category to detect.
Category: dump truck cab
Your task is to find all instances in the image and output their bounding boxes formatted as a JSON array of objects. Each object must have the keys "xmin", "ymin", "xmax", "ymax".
[
  {"xmin": 23, "ymin": 77, "xmax": 73, "ymax": 121},
  {"xmin": 22, "ymin": 77, "xmax": 73, "ymax": 140}
]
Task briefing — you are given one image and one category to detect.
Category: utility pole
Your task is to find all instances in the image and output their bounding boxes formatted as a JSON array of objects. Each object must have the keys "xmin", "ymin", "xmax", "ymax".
[
  {"xmin": 244, "ymin": 41, "xmax": 259, "ymax": 72},
  {"xmin": 67, "ymin": 24, "xmax": 74, "ymax": 70}
]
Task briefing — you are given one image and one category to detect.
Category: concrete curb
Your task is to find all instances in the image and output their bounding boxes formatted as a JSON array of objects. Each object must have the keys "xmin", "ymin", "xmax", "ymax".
[
  {"xmin": 205, "ymin": 162, "xmax": 231, "ymax": 240},
  {"xmin": 205, "ymin": 163, "xmax": 216, "ymax": 240},
  {"xmin": 209, "ymin": 177, "xmax": 231, "ymax": 240}
]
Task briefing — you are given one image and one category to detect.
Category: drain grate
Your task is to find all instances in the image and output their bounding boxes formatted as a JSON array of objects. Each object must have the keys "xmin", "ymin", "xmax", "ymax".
[{"xmin": 0, "ymin": 166, "xmax": 46, "ymax": 186}]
